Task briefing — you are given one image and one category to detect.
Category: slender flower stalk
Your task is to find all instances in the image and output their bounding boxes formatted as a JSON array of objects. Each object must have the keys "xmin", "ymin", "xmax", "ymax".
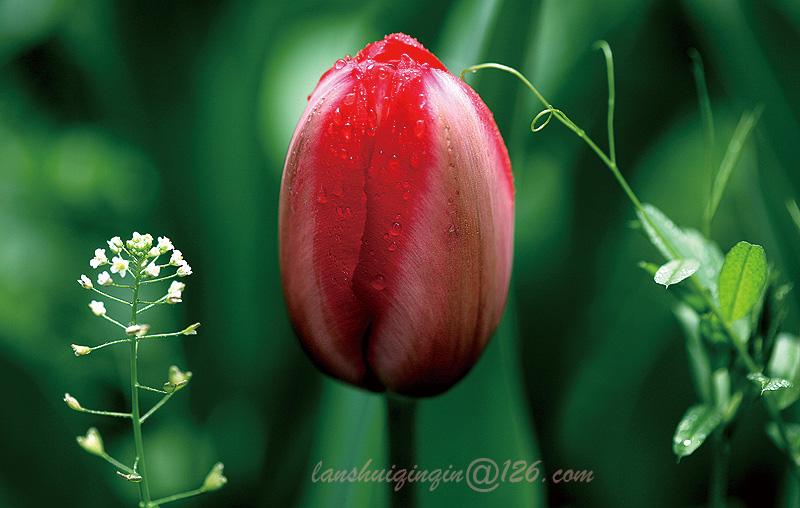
[
  {"xmin": 67, "ymin": 233, "xmax": 224, "ymax": 507},
  {"xmin": 128, "ymin": 264, "xmax": 152, "ymax": 504}
]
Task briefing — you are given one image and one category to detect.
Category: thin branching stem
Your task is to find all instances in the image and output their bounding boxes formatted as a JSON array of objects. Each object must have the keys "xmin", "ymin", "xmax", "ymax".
[{"xmin": 463, "ymin": 42, "xmax": 798, "ymax": 483}]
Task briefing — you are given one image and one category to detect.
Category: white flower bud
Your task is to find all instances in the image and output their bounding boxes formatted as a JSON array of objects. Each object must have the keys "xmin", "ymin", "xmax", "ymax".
[
  {"xmin": 97, "ymin": 271, "xmax": 113, "ymax": 287},
  {"xmin": 127, "ymin": 232, "xmax": 154, "ymax": 253},
  {"xmin": 176, "ymin": 263, "xmax": 192, "ymax": 277},
  {"xmin": 78, "ymin": 274, "xmax": 93, "ymax": 289},
  {"xmin": 64, "ymin": 393, "xmax": 83, "ymax": 411},
  {"xmin": 144, "ymin": 262, "xmax": 160, "ymax": 278},
  {"xmin": 71, "ymin": 344, "xmax": 92, "ymax": 356},
  {"xmin": 165, "ymin": 293, "xmax": 182, "ymax": 305},
  {"xmin": 157, "ymin": 236, "xmax": 173, "ymax": 254},
  {"xmin": 182, "ymin": 322, "xmax": 200, "ymax": 335},
  {"xmin": 110, "ymin": 256, "xmax": 130, "ymax": 278},
  {"xmin": 89, "ymin": 300, "xmax": 106, "ymax": 316},
  {"xmin": 107, "ymin": 236, "xmax": 123, "ymax": 253},
  {"xmin": 169, "ymin": 250, "xmax": 184, "ymax": 266},
  {"xmin": 90, "ymin": 248, "xmax": 108, "ymax": 269},
  {"xmin": 168, "ymin": 281, "xmax": 185, "ymax": 294}
]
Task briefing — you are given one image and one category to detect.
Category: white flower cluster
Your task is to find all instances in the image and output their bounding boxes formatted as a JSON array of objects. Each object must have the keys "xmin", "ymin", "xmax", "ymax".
[{"xmin": 79, "ymin": 233, "xmax": 194, "ymax": 317}]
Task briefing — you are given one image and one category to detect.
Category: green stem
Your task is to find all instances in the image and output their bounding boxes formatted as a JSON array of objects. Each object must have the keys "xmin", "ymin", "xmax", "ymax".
[
  {"xmin": 461, "ymin": 60, "xmax": 644, "ymax": 215},
  {"xmin": 75, "ymin": 407, "xmax": 132, "ymax": 418},
  {"xmin": 710, "ymin": 427, "xmax": 730, "ymax": 508},
  {"xmin": 387, "ymin": 395, "xmax": 417, "ymax": 508},
  {"xmin": 464, "ymin": 52, "xmax": 758, "ymax": 375},
  {"xmin": 150, "ymin": 488, "xmax": 205, "ymax": 506},
  {"xmin": 140, "ymin": 392, "xmax": 175, "ymax": 424},
  {"xmin": 129, "ymin": 260, "xmax": 153, "ymax": 506},
  {"xmin": 91, "ymin": 288, "xmax": 132, "ymax": 306},
  {"xmin": 101, "ymin": 452, "xmax": 135, "ymax": 475}
]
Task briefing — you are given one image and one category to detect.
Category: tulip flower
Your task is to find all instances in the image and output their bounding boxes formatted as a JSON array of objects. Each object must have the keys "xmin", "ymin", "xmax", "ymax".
[{"xmin": 279, "ymin": 33, "xmax": 514, "ymax": 397}]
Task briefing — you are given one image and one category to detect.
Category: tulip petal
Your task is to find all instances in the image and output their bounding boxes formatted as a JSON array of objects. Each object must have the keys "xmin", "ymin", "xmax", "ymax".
[
  {"xmin": 280, "ymin": 33, "xmax": 514, "ymax": 396},
  {"xmin": 280, "ymin": 71, "xmax": 379, "ymax": 389},
  {"xmin": 350, "ymin": 65, "xmax": 513, "ymax": 396}
]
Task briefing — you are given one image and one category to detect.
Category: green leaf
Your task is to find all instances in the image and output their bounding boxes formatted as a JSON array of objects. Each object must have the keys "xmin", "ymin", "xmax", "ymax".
[
  {"xmin": 636, "ymin": 204, "xmax": 724, "ymax": 295},
  {"xmin": 672, "ymin": 403, "xmax": 723, "ymax": 459},
  {"xmin": 674, "ymin": 304, "xmax": 712, "ymax": 404},
  {"xmin": 765, "ymin": 333, "xmax": 800, "ymax": 410},
  {"xmin": 717, "ymin": 241, "xmax": 767, "ymax": 322},
  {"xmin": 712, "ymin": 368, "xmax": 730, "ymax": 412},
  {"xmin": 419, "ymin": 291, "xmax": 545, "ymax": 507},
  {"xmin": 296, "ymin": 381, "xmax": 387, "ymax": 508},
  {"xmin": 765, "ymin": 422, "xmax": 800, "ymax": 464},
  {"xmin": 654, "ymin": 259, "xmax": 700, "ymax": 288},
  {"xmin": 747, "ymin": 372, "xmax": 793, "ymax": 395}
]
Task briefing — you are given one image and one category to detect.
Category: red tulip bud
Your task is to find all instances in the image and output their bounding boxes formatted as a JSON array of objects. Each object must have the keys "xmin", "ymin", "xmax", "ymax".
[{"xmin": 279, "ymin": 33, "xmax": 514, "ymax": 397}]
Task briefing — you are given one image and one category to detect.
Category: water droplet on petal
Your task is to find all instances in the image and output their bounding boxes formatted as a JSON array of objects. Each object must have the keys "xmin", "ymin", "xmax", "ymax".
[
  {"xmin": 371, "ymin": 274, "xmax": 386, "ymax": 290},
  {"xmin": 333, "ymin": 107, "xmax": 344, "ymax": 126},
  {"xmin": 377, "ymin": 68, "xmax": 388, "ymax": 80},
  {"xmin": 342, "ymin": 123, "xmax": 352, "ymax": 140},
  {"xmin": 387, "ymin": 154, "xmax": 400, "ymax": 172},
  {"xmin": 390, "ymin": 222, "xmax": 402, "ymax": 236},
  {"xmin": 418, "ymin": 93, "xmax": 426, "ymax": 109},
  {"xmin": 343, "ymin": 92, "xmax": 356, "ymax": 105},
  {"xmin": 388, "ymin": 241, "xmax": 397, "ymax": 251},
  {"xmin": 413, "ymin": 119, "xmax": 426, "ymax": 138},
  {"xmin": 334, "ymin": 59, "xmax": 347, "ymax": 70}
]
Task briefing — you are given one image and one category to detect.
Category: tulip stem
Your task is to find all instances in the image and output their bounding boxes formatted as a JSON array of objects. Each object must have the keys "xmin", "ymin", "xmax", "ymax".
[{"xmin": 387, "ymin": 395, "xmax": 417, "ymax": 508}]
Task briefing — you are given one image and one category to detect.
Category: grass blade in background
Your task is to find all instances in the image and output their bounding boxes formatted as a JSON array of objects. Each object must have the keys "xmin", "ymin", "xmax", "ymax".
[{"xmin": 295, "ymin": 381, "xmax": 388, "ymax": 508}]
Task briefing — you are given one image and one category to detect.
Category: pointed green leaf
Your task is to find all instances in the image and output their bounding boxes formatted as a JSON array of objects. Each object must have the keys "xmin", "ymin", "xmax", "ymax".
[
  {"xmin": 766, "ymin": 333, "xmax": 800, "ymax": 409},
  {"xmin": 764, "ymin": 378, "xmax": 793, "ymax": 392},
  {"xmin": 296, "ymin": 381, "xmax": 387, "ymax": 508},
  {"xmin": 654, "ymin": 259, "xmax": 700, "ymax": 288},
  {"xmin": 636, "ymin": 204, "xmax": 724, "ymax": 295},
  {"xmin": 717, "ymin": 241, "xmax": 767, "ymax": 321},
  {"xmin": 418, "ymin": 293, "xmax": 545, "ymax": 507},
  {"xmin": 672, "ymin": 403, "xmax": 723, "ymax": 459},
  {"xmin": 747, "ymin": 372, "xmax": 793, "ymax": 394}
]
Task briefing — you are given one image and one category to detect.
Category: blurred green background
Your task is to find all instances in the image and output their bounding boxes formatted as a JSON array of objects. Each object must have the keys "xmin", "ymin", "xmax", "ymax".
[{"xmin": 2, "ymin": 0, "xmax": 799, "ymax": 506}]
